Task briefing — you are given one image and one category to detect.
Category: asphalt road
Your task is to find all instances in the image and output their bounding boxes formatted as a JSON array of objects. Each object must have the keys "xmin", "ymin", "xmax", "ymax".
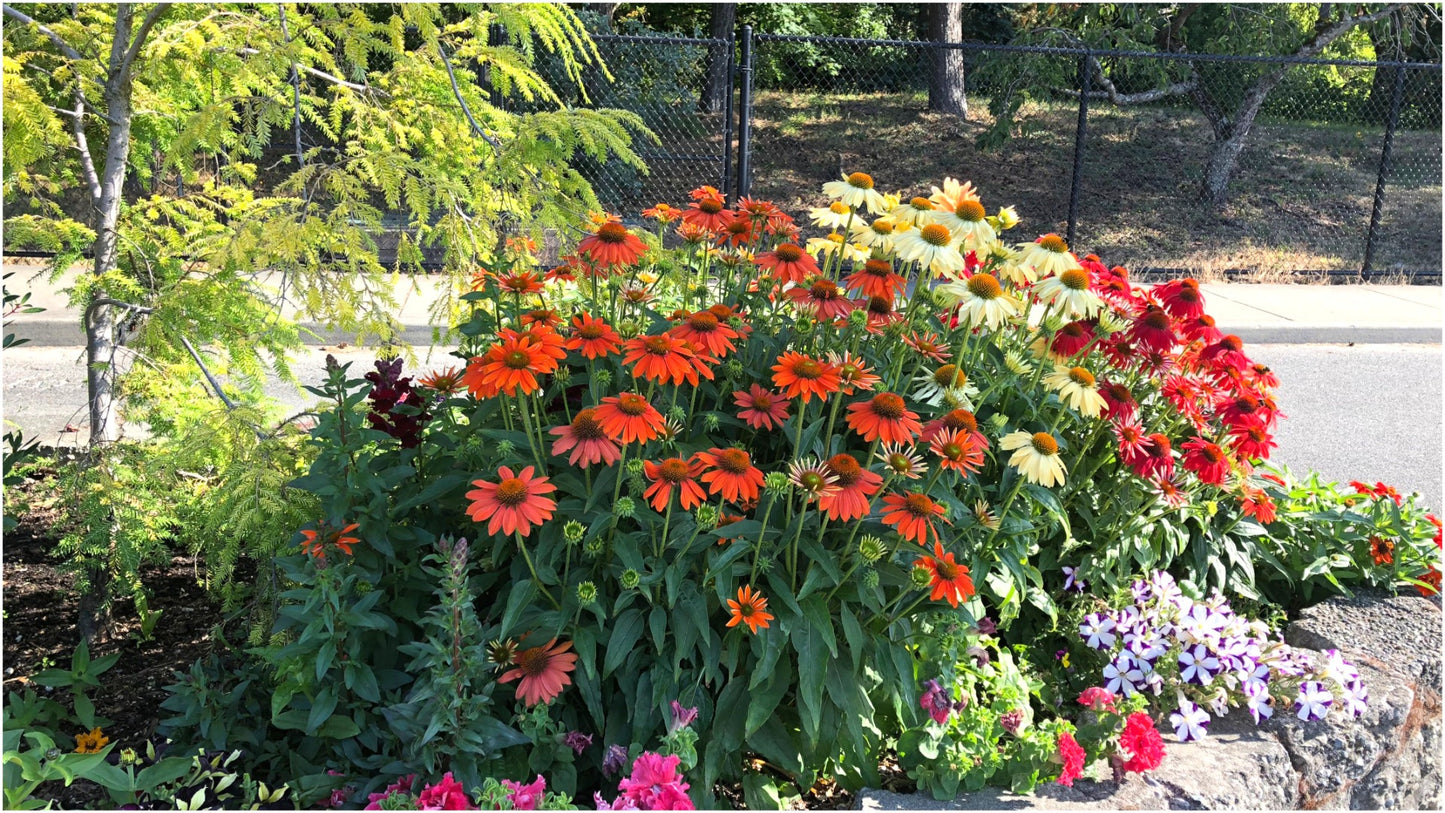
[{"xmin": 3, "ymin": 343, "xmax": 1440, "ymax": 511}]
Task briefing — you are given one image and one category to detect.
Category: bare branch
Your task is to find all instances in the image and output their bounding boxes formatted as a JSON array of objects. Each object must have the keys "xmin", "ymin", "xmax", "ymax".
[
  {"xmin": 2, "ymin": 3, "xmax": 84, "ymax": 60},
  {"xmin": 120, "ymin": 2, "xmax": 171, "ymax": 73},
  {"xmin": 436, "ymin": 40, "xmax": 505, "ymax": 153},
  {"xmin": 277, "ymin": 3, "xmax": 304, "ymax": 167},
  {"xmin": 70, "ymin": 94, "xmax": 103, "ymax": 205},
  {"xmin": 1062, "ymin": 55, "xmax": 1197, "ymax": 103},
  {"xmin": 1295, "ymin": 4, "xmax": 1403, "ymax": 60},
  {"xmin": 235, "ymin": 47, "xmax": 382, "ymax": 94}
]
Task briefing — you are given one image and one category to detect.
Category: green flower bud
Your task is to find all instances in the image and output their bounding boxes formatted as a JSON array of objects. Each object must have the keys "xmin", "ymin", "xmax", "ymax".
[
  {"xmin": 847, "ymin": 309, "xmax": 869, "ymax": 329},
  {"xmin": 695, "ymin": 504, "xmax": 720, "ymax": 531},
  {"xmin": 620, "ymin": 568, "xmax": 641, "ymax": 589},
  {"xmin": 119, "ymin": 748, "xmax": 139, "ymax": 766},
  {"xmin": 728, "ymin": 316, "xmax": 747, "ymax": 332},
  {"xmin": 911, "ymin": 563, "xmax": 935, "ymax": 589},
  {"xmin": 692, "ymin": 283, "xmax": 710, "ymax": 299},
  {"xmin": 703, "ymin": 413, "xmax": 721, "ymax": 431},
  {"xmin": 668, "ymin": 405, "xmax": 687, "ymax": 424},
  {"xmin": 795, "ymin": 316, "xmax": 815, "ymax": 334},
  {"xmin": 725, "ymin": 359, "xmax": 746, "ymax": 380},
  {"xmin": 862, "ymin": 567, "xmax": 881, "ymax": 590},
  {"xmin": 615, "ymin": 496, "xmax": 636, "ymax": 519},
  {"xmin": 988, "ymin": 413, "xmax": 1009, "ymax": 432},
  {"xmin": 1096, "ymin": 309, "xmax": 1128, "ymax": 336},
  {"xmin": 356, "ymin": 581, "xmax": 374, "ymax": 594},
  {"xmin": 563, "ymin": 520, "xmax": 585, "ymax": 545},
  {"xmin": 859, "ymin": 534, "xmax": 886, "ymax": 563},
  {"xmin": 496, "ymin": 439, "xmax": 516, "ymax": 457},
  {"xmin": 764, "ymin": 471, "xmax": 791, "ymax": 495},
  {"xmin": 626, "ymin": 458, "xmax": 646, "ymax": 477},
  {"xmin": 1041, "ymin": 312, "xmax": 1066, "ymax": 333},
  {"xmin": 619, "ymin": 319, "xmax": 643, "ymax": 339},
  {"xmin": 913, "ymin": 287, "xmax": 934, "ymax": 308},
  {"xmin": 554, "ymin": 364, "xmax": 572, "ymax": 383},
  {"xmin": 884, "ymin": 320, "xmax": 907, "ymax": 340},
  {"xmin": 593, "ymin": 369, "xmax": 613, "ymax": 388},
  {"xmin": 576, "ymin": 580, "xmax": 598, "ymax": 605},
  {"xmin": 584, "ymin": 536, "xmax": 606, "ymax": 557}
]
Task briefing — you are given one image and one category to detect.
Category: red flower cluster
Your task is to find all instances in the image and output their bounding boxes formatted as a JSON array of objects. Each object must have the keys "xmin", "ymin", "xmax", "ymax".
[{"xmin": 1118, "ymin": 712, "xmax": 1165, "ymax": 773}]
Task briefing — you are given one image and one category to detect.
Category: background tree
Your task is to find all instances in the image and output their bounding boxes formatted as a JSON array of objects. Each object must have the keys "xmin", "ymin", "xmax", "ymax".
[
  {"xmin": 699, "ymin": 2, "xmax": 736, "ymax": 114},
  {"xmin": 927, "ymin": 2, "xmax": 968, "ymax": 117},
  {"xmin": 2, "ymin": 2, "xmax": 647, "ymax": 448}
]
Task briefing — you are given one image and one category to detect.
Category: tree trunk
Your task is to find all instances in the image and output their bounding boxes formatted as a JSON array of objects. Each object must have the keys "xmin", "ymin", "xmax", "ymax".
[
  {"xmin": 699, "ymin": 3, "xmax": 735, "ymax": 115},
  {"xmin": 1200, "ymin": 65, "xmax": 1290, "ymax": 206},
  {"xmin": 86, "ymin": 4, "xmax": 139, "ymax": 448},
  {"xmin": 927, "ymin": 3, "xmax": 967, "ymax": 118},
  {"xmin": 1365, "ymin": 13, "xmax": 1402, "ymax": 122}
]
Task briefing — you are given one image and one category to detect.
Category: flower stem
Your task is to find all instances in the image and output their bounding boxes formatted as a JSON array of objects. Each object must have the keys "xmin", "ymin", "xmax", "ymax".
[{"xmin": 517, "ymin": 532, "xmax": 560, "ymax": 610}]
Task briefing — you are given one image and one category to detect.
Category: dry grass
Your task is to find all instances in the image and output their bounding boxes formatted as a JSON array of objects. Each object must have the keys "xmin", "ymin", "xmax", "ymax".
[{"xmin": 749, "ymin": 90, "xmax": 1441, "ymax": 281}]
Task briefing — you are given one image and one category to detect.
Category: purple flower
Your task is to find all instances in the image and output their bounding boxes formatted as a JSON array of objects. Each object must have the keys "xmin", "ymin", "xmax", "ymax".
[
  {"xmin": 966, "ymin": 645, "xmax": 990, "ymax": 667},
  {"xmin": 999, "ymin": 708, "xmax": 1027, "ymax": 736},
  {"xmin": 1294, "ymin": 681, "xmax": 1333, "ymax": 721},
  {"xmin": 975, "ymin": 617, "xmax": 997, "ymax": 636},
  {"xmin": 1080, "ymin": 613, "xmax": 1117, "ymax": 650},
  {"xmin": 1063, "ymin": 567, "xmax": 1086, "ymax": 593},
  {"xmin": 1244, "ymin": 682, "xmax": 1275, "ymax": 724},
  {"xmin": 1103, "ymin": 653, "xmax": 1144, "ymax": 697},
  {"xmin": 1341, "ymin": 679, "xmax": 1368, "ymax": 718},
  {"xmin": 603, "ymin": 744, "xmax": 630, "ymax": 777},
  {"xmin": 1178, "ymin": 644, "xmax": 1221, "ymax": 686},
  {"xmin": 920, "ymin": 679, "xmax": 956, "ymax": 724},
  {"xmin": 1170, "ymin": 701, "xmax": 1210, "ymax": 742},
  {"xmin": 669, "ymin": 700, "xmax": 698, "ymax": 733},
  {"xmin": 1130, "ymin": 577, "xmax": 1152, "ymax": 603},
  {"xmin": 564, "ymin": 730, "xmax": 593, "ymax": 755}
]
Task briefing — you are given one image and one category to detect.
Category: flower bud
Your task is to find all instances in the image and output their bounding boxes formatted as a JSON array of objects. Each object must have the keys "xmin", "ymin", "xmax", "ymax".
[
  {"xmin": 668, "ymin": 405, "xmax": 687, "ymax": 424},
  {"xmin": 884, "ymin": 320, "xmax": 907, "ymax": 340},
  {"xmin": 584, "ymin": 536, "xmax": 606, "ymax": 557},
  {"xmin": 847, "ymin": 309, "xmax": 869, "ymax": 330},
  {"xmin": 911, "ymin": 563, "xmax": 935, "ymax": 589},
  {"xmin": 988, "ymin": 413, "xmax": 1009, "ymax": 432},
  {"xmin": 1096, "ymin": 309, "xmax": 1128, "ymax": 336},
  {"xmin": 576, "ymin": 581, "xmax": 598, "ymax": 605},
  {"xmin": 496, "ymin": 439, "xmax": 516, "ymax": 457},
  {"xmin": 703, "ymin": 413, "xmax": 721, "ymax": 431},
  {"xmin": 564, "ymin": 520, "xmax": 585, "ymax": 545},
  {"xmin": 593, "ymin": 369, "xmax": 613, "ymax": 388},
  {"xmin": 695, "ymin": 504, "xmax": 720, "ymax": 531},
  {"xmin": 554, "ymin": 365, "xmax": 572, "ymax": 383},
  {"xmin": 614, "ymin": 496, "xmax": 636, "ymax": 519},
  {"xmin": 912, "ymin": 287, "xmax": 934, "ymax": 308},
  {"xmin": 626, "ymin": 459, "xmax": 646, "ymax": 478},
  {"xmin": 618, "ymin": 320, "xmax": 642, "ymax": 339},
  {"xmin": 119, "ymin": 748, "xmax": 139, "ymax": 766},
  {"xmin": 1041, "ymin": 312, "xmax": 1066, "ymax": 333},
  {"xmin": 620, "ymin": 568, "xmax": 641, "ymax": 589},
  {"xmin": 764, "ymin": 471, "xmax": 791, "ymax": 495},
  {"xmin": 862, "ymin": 567, "xmax": 881, "ymax": 590},
  {"xmin": 859, "ymin": 534, "xmax": 886, "ymax": 563}
]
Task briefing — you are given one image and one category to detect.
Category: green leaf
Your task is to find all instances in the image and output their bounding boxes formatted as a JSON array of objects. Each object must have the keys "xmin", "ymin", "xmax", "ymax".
[
  {"xmin": 306, "ymin": 688, "xmax": 338, "ymax": 733},
  {"xmin": 499, "ymin": 581, "xmax": 538, "ymax": 639},
  {"xmin": 135, "ymin": 757, "xmax": 194, "ymax": 789},
  {"xmin": 791, "ymin": 620, "xmax": 827, "ymax": 744},
  {"xmin": 798, "ymin": 595, "xmax": 838, "ymax": 659},
  {"xmin": 317, "ymin": 715, "xmax": 360, "ymax": 739},
  {"xmin": 744, "ymin": 656, "xmax": 793, "ymax": 738},
  {"xmin": 839, "ymin": 606, "xmax": 865, "ymax": 673},
  {"xmin": 604, "ymin": 609, "xmax": 645, "ymax": 677},
  {"xmin": 648, "ymin": 606, "xmax": 667, "ymax": 654},
  {"xmin": 72, "ymin": 692, "xmax": 95, "ymax": 730}
]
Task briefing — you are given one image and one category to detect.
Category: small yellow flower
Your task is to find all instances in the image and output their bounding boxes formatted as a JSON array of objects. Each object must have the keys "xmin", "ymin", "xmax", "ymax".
[
  {"xmin": 995, "ymin": 206, "xmax": 1020, "ymax": 230},
  {"xmin": 74, "ymin": 727, "xmax": 109, "ymax": 754}
]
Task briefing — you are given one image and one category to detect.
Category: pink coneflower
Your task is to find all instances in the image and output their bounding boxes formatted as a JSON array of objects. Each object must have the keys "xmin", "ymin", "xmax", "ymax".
[
  {"xmin": 1113, "ymin": 420, "xmax": 1150, "ymax": 469},
  {"xmin": 1133, "ymin": 433, "xmax": 1175, "ymax": 481},
  {"xmin": 832, "ymin": 352, "xmax": 881, "ymax": 395},
  {"xmin": 549, "ymin": 408, "xmax": 622, "ymax": 469},
  {"xmin": 876, "ymin": 443, "xmax": 926, "ymax": 480},
  {"xmin": 643, "ymin": 457, "xmax": 708, "ymax": 513},
  {"xmin": 499, "ymin": 638, "xmax": 577, "ymax": 706},
  {"xmin": 787, "ymin": 277, "xmax": 856, "ymax": 321},
  {"xmin": 1178, "ymin": 314, "xmax": 1224, "ymax": 344},
  {"xmin": 734, "ymin": 384, "xmax": 790, "ymax": 430},
  {"xmin": 903, "ymin": 331, "xmax": 952, "ymax": 364},
  {"xmin": 465, "ymin": 466, "xmax": 558, "ymax": 538},
  {"xmin": 1200, "ymin": 335, "xmax": 1250, "ymax": 371}
]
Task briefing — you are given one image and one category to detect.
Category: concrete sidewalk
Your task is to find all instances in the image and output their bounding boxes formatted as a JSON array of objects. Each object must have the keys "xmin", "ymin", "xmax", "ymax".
[{"xmin": 3, "ymin": 262, "xmax": 1440, "ymax": 347}]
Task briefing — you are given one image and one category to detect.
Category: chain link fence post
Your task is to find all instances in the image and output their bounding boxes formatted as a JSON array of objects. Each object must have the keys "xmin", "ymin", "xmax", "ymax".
[
  {"xmin": 1067, "ymin": 49, "xmax": 1091, "ymax": 249},
  {"xmin": 721, "ymin": 32, "xmax": 737, "ymax": 197},
  {"xmin": 736, "ymin": 25, "xmax": 754, "ymax": 200},
  {"xmin": 1362, "ymin": 60, "xmax": 1409, "ymax": 275}
]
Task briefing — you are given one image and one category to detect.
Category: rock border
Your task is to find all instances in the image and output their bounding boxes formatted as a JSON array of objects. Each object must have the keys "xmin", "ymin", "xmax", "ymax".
[{"xmin": 857, "ymin": 591, "xmax": 1442, "ymax": 811}]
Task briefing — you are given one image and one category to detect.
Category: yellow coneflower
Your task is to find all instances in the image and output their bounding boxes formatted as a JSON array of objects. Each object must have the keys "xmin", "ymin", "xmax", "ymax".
[
  {"xmin": 892, "ymin": 222, "xmax": 965, "ymax": 279},
  {"xmin": 999, "ymin": 430, "xmax": 1068, "ymax": 487},
  {"xmin": 893, "ymin": 195, "xmax": 937, "ymax": 227},
  {"xmin": 809, "ymin": 200, "xmax": 853, "ymax": 230},
  {"xmin": 806, "ymin": 232, "xmax": 869, "ymax": 264},
  {"xmin": 1044, "ymin": 365, "xmax": 1107, "ymax": 418},
  {"xmin": 822, "ymin": 172, "xmax": 888, "ymax": 214},
  {"xmin": 849, "ymin": 217, "xmax": 898, "ymax": 253},
  {"xmin": 1032, "ymin": 265, "xmax": 1103, "ymax": 321},
  {"xmin": 1017, "ymin": 234, "xmax": 1083, "ymax": 280},
  {"xmin": 931, "ymin": 197, "xmax": 998, "ymax": 254},
  {"xmin": 972, "ymin": 499, "xmax": 1001, "ymax": 530},
  {"xmin": 935, "ymin": 273, "xmax": 1021, "ymax": 332},
  {"xmin": 928, "ymin": 176, "xmax": 979, "ymax": 211},
  {"xmin": 986, "ymin": 243, "xmax": 1034, "ymax": 288}
]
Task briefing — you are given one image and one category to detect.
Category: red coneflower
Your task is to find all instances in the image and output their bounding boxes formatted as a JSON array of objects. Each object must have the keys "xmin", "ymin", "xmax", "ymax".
[
  {"xmin": 726, "ymin": 585, "xmax": 774, "ymax": 634},
  {"xmin": 929, "ymin": 427, "xmax": 986, "ymax": 475},
  {"xmin": 862, "ymin": 294, "xmax": 900, "ymax": 333},
  {"xmin": 1246, "ymin": 362, "xmax": 1280, "ymax": 391},
  {"xmin": 681, "ymin": 188, "xmax": 734, "ymax": 233},
  {"xmin": 466, "ymin": 332, "xmax": 552, "ymax": 397},
  {"xmin": 577, "ymin": 219, "xmax": 647, "ymax": 267},
  {"xmin": 1132, "ymin": 432, "xmax": 1175, "ymax": 481},
  {"xmin": 788, "ymin": 458, "xmax": 841, "ymax": 503},
  {"xmin": 1155, "ymin": 475, "xmax": 1190, "ymax": 508},
  {"xmin": 465, "ymin": 466, "xmax": 558, "ymax": 538},
  {"xmin": 1217, "ymin": 392, "xmax": 1279, "ymax": 431},
  {"xmin": 1181, "ymin": 437, "xmax": 1230, "ymax": 486},
  {"xmin": 919, "ymin": 408, "xmax": 983, "ymax": 446},
  {"xmin": 567, "ymin": 313, "xmax": 622, "ymax": 359},
  {"xmin": 521, "ymin": 308, "xmax": 563, "ymax": 329},
  {"xmin": 1178, "ymin": 313, "xmax": 1223, "ymax": 345},
  {"xmin": 671, "ymin": 309, "xmax": 740, "ymax": 359},
  {"xmin": 1200, "ymin": 335, "xmax": 1250, "ymax": 371},
  {"xmin": 1240, "ymin": 487, "xmax": 1278, "ymax": 525},
  {"xmin": 903, "ymin": 331, "xmax": 952, "ymax": 364},
  {"xmin": 832, "ymin": 352, "xmax": 881, "ymax": 395},
  {"xmin": 497, "ymin": 271, "xmax": 546, "ymax": 297},
  {"xmin": 817, "ymin": 453, "xmax": 883, "ymax": 522},
  {"xmin": 844, "ymin": 258, "xmax": 907, "ymax": 300},
  {"xmin": 1114, "ymin": 420, "xmax": 1150, "ymax": 469},
  {"xmin": 1227, "ymin": 423, "xmax": 1277, "ymax": 461},
  {"xmin": 755, "ymin": 242, "xmax": 821, "ymax": 285},
  {"xmin": 846, "ymin": 392, "xmax": 922, "ymax": 445},
  {"xmin": 642, "ymin": 203, "xmax": 680, "ymax": 224},
  {"xmin": 623, "ymin": 332, "xmax": 704, "ymax": 386},
  {"xmin": 1050, "ymin": 320, "xmax": 1096, "ymax": 360},
  {"xmin": 643, "ymin": 457, "xmax": 708, "ymax": 513},
  {"xmin": 498, "ymin": 638, "xmax": 577, "ymax": 707},
  {"xmin": 300, "ymin": 521, "xmax": 360, "ymax": 561},
  {"xmin": 1128, "ymin": 306, "xmax": 1176, "ymax": 355},
  {"xmin": 916, "ymin": 543, "xmax": 975, "ymax": 608},
  {"xmin": 881, "ymin": 491, "xmax": 949, "ymax": 546},
  {"xmin": 734, "ymin": 384, "xmax": 790, "ymax": 430},
  {"xmin": 1099, "ymin": 380, "xmax": 1138, "ymax": 424},
  {"xmin": 787, "ymin": 277, "xmax": 856, "ymax": 321},
  {"xmin": 417, "ymin": 366, "xmax": 466, "ymax": 397},
  {"xmin": 1156, "ymin": 278, "xmax": 1205, "ymax": 320},
  {"xmin": 549, "ymin": 408, "xmax": 622, "ymax": 469},
  {"xmin": 772, "ymin": 352, "xmax": 841, "ymax": 404},
  {"xmin": 515, "ymin": 324, "xmax": 567, "ymax": 370},
  {"xmin": 715, "ymin": 216, "xmax": 753, "ymax": 248},
  {"xmin": 594, "ymin": 393, "xmax": 666, "ymax": 444},
  {"xmin": 696, "ymin": 447, "xmax": 765, "ymax": 505}
]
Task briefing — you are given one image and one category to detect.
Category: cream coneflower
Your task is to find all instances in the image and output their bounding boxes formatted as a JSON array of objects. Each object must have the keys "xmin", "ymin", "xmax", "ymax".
[
  {"xmin": 931, "ymin": 197, "xmax": 997, "ymax": 253},
  {"xmin": 1003, "ymin": 349, "xmax": 1034, "ymax": 376},
  {"xmin": 788, "ymin": 458, "xmax": 841, "ymax": 503},
  {"xmin": 985, "ymin": 243, "xmax": 1034, "ymax": 288},
  {"xmin": 913, "ymin": 363, "xmax": 979, "ymax": 409},
  {"xmin": 875, "ymin": 442, "xmax": 926, "ymax": 479},
  {"xmin": 892, "ymin": 222, "xmax": 965, "ymax": 279},
  {"xmin": 1043, "ymin": 365, "xmax": 1107, "ymax": 418},
  {"xmin": 822, "ymin": 171, "xmax": 888, "ymax": 214},
  {"xmin": 935, "ymin": 272, "xmax": 1021, "ymax": 331},
  {"xmin": 1017, "ymin": 233, "xmax": 1083, "ymax": 280},
  {"xmin": 808, "ymin": 200, "xmax": 853, "ymax": 230},
  {"xmin": 1032, "ymin": 265, "xmax": 1103, "ymax": 320},
  {"xmin": 893, "ymin": 195, "xmax": 937, "ymax": 227},
  {"xmin": 850, "ymin": 217, "xmax": 898, "ymax": 253},
  {"xmin": 972, "ymin": 499, "xmax": 1000, "ymax": 530},
  {"xmin": 999, "ymin": 430, "xmax": 1068, "ymax": 488}
]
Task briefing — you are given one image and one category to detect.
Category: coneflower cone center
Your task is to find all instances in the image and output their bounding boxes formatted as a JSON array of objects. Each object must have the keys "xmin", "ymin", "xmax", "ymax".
[
  {"xmin": 597, "ymin": 222, "xmax": 629, "ymax": 243},
  {"xmin": 868, "ymin": 297, "xmax": 892, "ymax": 315},
  {"xmin": 864, "ymin": 259, "xmax": 893, "ymax": 276},
  {"xmin": 828, "ymin": 455, "xmax": 862, "ymax": 485},
  {"xmin": 1068, "ymin": 367, "xmax": 1095, "ymax": 387},
  {"xmin": 795, "ymin": 359, "xmax": 823, "ymax": 379},
  {"xmin": 810, "ymin": 280, "xmax": 839, "ymax": 299},
  {"xmin": 1142, "ymin": 310, "xmax": 1172, "ymax": 330},
  {"xmin": 1060, "ymin": 269, "xmax": 1090, "ymax": 291},
  {"xmin": 688, "ymin": 312, "xmax": 719, "ymax": 331},
  {"xmin": 617, "ymin": 394, "xmax": 650, "ymax": 416},
  {"xmin": 1031, "ymin": 432, "xmax": 1059, "ymax": 455},
  {"xmin": 799, "ymin": 472, "xmax": 828, "ymax": 491},
  {"xmin": 933, "ymin": 557, "xmax": 959, "ymax": 579},
  {"xmin": 847, "ymin": 171, "xmax": 875, "ymax": 189},
  {"xmin": 716, "ymin": 449, "xmax": 751, "ymax": 474},
  {"xmin": 934, "ymin": 365, "xmax": 966, "ymax": 388},
  {"xmin": 644, "ymin": 336, "xmax": 676, "ymax": 355},
  {"xmin": 495, "ymin": 479, "xmax": 530, "ymax": 506},
  {"xmin": 1220, "ymin": 335, "xmax": 1243, "ymax": 351},
  {"xmin": 775, "ymin": 243, "xmax": 803, "ymax": 262},
  {"xmin": 750, "ymin": 393, "xmax": 772, "ymax": 409},
  {"xmin": 942, "ymin": 442, "xmax": 964, "ymax": 458},
  {"xmin": 505, "ymin": 349, "xmax": 533, "ymax": 370},
  {"xmin": 512, "ymin": 646, "xmax": 550, "ymax": 677},
  {"xmin": 1104, "ymin": 384, "xmax": 1133, "ymax": 403},
  {"xmin": 967, "ymin": 274, "xmax": 1002, "ymax": 300},
  {"xmin": 871, "ymin": 219, "xmax": 894, "ymax": 234},
  {"xmin": 871, "ymin": 394, "xmax": 907, "ymax": 419},
  {"xmin": 904, "ymin": 493, "xmax": 936, "ymax": 516},
  {"xmin": 699, "ymin": 199, "xmax": 723, "ymax": 214},
  {"xmin": 921, "ymin": 224, "xmax": 952, "ymax": 246},
  {"xmin": 571, "ymin": 410, "xmax": 607, "ymax": 440},
  {"xmin": 725, "ymin": 219, "xmax": 749, "ymax": 236},
  {"xmin": 1200, "ymin": 444, "xmax": 1224, "ymax": 463},
  {"xmin": 909, "ymin": 197, "xmax": 933, "ymax": 211},
  {"xmin": 945, "ymin": 410, "xmax": 978, "ymax": 434},
  {"xmin": 658, "ymin": 459, "xmax": 691, "ymax": 482},
  {"xmin": 1039, "ymin": 234, "xmax": 1069, "ymax": 253},
  {"xmin": 956, "ymin": 199, "xmax": 986, "ymax": 222}
]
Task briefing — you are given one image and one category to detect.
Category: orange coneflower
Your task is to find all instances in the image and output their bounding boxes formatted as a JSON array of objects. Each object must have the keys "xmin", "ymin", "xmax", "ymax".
[
  {"xmin": 498, "ymin": 638, "xmax": 577, "ymax": 707},
  {"xmin": 881, "ymin": 491, "xmax": 949, "ymax": 546},
  {"xmin": 417, "ymin": 366, "xmax": 466, "ymax": 396},
  {"xmin": 832, "ymin": 352, "xmax": 880, "ymax": 395},
  {"xmin": 578, "ymin": 219, "xmax": 647, "ymax": 267},
  {"xmin": 671, "ymin": 310, "xmax": 740, "ymax": 359},
  {"xmin": 497, "ymin": 270, "xmax": 546, "ymax": 297},
  {"xmin": 714, "ymin": 513, "xmax": 746, "ymax": 545},
  {"xmin": 643, "ymin": 202, "xmax": 680, "ymax": 224},
  {"xmin": 919, "ymin": 408, "xmax": 983, "ymax": 446},
  {"xmin": 623, "ymin": 332, "xmax": 704, "ymax": 386},
  {"xmin": 734, "ymin": 383, "xmax": 790, "ymax": 430},
  {"xmin": 521, "ymin": 308, "xmax": 563, "ymax": 329},
  {"xmin": 916, "ymin": 543, "xmax": 975, "ymax": 608},
  {"xmin": 567, "ymin": 313, "xmax": 622, "ymax": 359},
  {"xmin": 300, "ymin": 521, "xmax": 361, "ymax": 561},
  {"xmin": 725, "ymin": 585, "xmax": 775, "ymax": 634},
  {"xmin": 549, "ymin": 408, "xmax": 622, "ymax": 469},
  {"xmin": 465, "ymin": 332, "xmax": 551, "ymax": 397},
  {"xmin": 681, "ymin": 187, "xmax": 734, "ymax": 233},
  {"xmin": 787, "ymin": 278, "xmax": 856, "ymax": 321},
  {"xmin": 844, "ymin": 258, "xmax": 907, "ymax": 300},
  {"xmin": 716, "ymin": 216, "xmax": 754, "ymax": 248},
  {"xmin": 817, "ymin": 453, "xmax": 883, "ymax": 522},
  {"xmin": 755, "ymin": 242, "xmax": 821, "ymax": 286},
  {"xmin": 594, "ymin": 393, "xmax": 666, "ymax": 444},
  {"xmin": 862, "ymin": 294, "xmax": 900, "ymax": 333},
  {"xmin": 643, "ymin": 457, "xmax": 708, "ymax": 513},
  {"xmin": 771, "ymin": 352, "xmax": 841, "ymax": 404},
  {"xmin": 466, "ymin": 466, "xmax": 558, "ymax": 538},
  {"xmin": 929, "ymin": 428, "xmax": 986, "ymax": 476},
  {"xmin": 513, "ymin": 324, "xmax": 567, "ymax": 372},
  {"xmin": 846, "ymin": 392, "xmax": 922, "ymax": 445},
  {"xmin": 696, "ymin": 447, "xmax": 765, "ymax": 505},
  {"xmin": 619, "ymin": 281, "xmax": 656, "ymax": 307},
  {"xmin": 737, "ymin": 196, "xmax": 794, "ymax": 234}
]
